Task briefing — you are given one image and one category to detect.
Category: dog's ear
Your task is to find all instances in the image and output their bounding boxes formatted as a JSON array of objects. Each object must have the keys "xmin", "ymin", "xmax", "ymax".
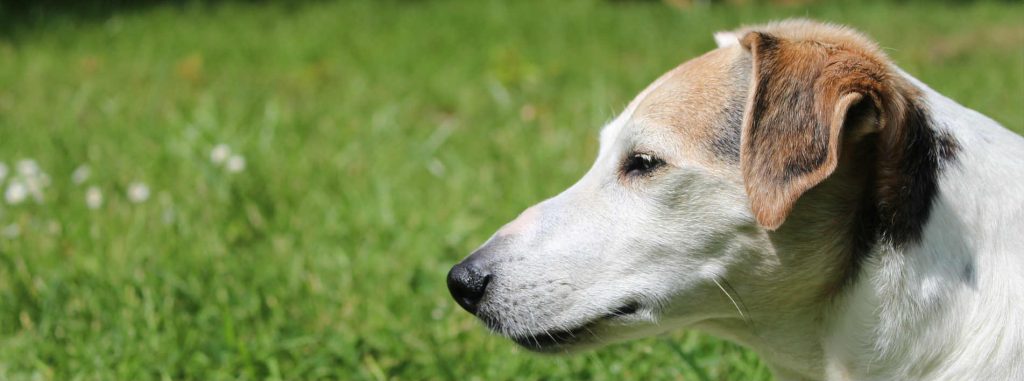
[{"xmin": 738, "ymin": 31, "xmax": 888, "ymax": 230}]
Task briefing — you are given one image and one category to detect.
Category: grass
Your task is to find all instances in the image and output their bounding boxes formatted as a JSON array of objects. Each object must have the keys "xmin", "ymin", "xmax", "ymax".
[{"xmin": 0, "ymin": 0, "xmax": 1021, "ymax": 379}]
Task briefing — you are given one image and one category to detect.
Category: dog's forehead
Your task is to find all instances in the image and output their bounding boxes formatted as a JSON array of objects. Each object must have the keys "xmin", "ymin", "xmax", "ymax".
[{"xmin": 602, "ymin": 47, "xmax": 747, "ymax": 167}]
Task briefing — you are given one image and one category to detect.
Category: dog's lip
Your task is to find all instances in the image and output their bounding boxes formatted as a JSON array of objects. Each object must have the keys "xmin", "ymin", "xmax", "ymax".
[
  {"xmin": 511, "ymin": 324, "xmax": 593, "ymax": 352},
  {"xmin": 510, "ymin": 301, "xmax": 642, "ymax": 352},
  {"xmin": 602, "ymin": 301, "xmax": 641, "ymax": 319}
]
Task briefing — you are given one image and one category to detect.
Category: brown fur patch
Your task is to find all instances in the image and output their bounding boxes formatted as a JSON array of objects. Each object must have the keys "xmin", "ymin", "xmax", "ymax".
[
  {"xmin": 629, "ymin": 19, "xmax": 957, "ymax": 246},
  {"xmin": 628, "ymin": 47, "xmax": 749, "ymax": 168},
  {"xmin": 726, "ymin": 19, "xmax": 960, "ymax": 293},
  {"xmin": 737, "ymin": 26, "xmax": 896, "ymax": 229}
]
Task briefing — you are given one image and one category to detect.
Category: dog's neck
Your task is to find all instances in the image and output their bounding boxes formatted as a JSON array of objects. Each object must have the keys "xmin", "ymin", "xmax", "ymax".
[
  {"xmin": 818, "ymin": 76, "xmax": 1024, "ymax": 381},
  {"xmin": 714, "ymin": 74, "xmax": 1024, "ymax": 381},
  {"xmin": 694, "ymin": 159, "xmax": 876, "ymax": 380}
]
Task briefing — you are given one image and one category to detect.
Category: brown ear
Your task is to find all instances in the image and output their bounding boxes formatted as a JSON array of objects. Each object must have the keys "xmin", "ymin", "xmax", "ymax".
[{"xmin": 739, "ymin": 31, "xmax": 887, "ymax": 230}]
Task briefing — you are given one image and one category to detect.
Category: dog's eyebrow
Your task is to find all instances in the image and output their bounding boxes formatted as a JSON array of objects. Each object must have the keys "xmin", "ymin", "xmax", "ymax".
[{"xmin": 599, "ymin": 65, "xmax": 682, "ymax": 152}]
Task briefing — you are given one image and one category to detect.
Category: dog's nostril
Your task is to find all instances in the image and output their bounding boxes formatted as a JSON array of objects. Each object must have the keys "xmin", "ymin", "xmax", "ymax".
[{"xmin": 447, "ymin": 262, "xmax": 493, "ymax": 314}]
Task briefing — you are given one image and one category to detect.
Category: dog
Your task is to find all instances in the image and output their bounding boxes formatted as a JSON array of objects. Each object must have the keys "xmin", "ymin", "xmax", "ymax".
[{"xmin": 447, "ymin": 19, "xmax": 1024, "ymax": 380}]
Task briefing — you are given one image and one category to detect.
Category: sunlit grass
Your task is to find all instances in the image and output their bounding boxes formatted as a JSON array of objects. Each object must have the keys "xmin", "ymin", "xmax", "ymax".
[{"xmin": 0, "ymin": 0, "xmax": 1020, "ymax": 379}]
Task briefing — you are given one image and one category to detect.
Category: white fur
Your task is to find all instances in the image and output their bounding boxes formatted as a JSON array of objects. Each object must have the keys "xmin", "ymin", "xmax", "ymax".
[
  {"xmin": 823, "ymin": 73, "xmax": 1024, "ymax": 381},
  {"xmin": 713, "ymin": 31, "xmax": 741, "ymax": 48},
  {"xmin": 457, "ymin": 39, "xmax": 1024, "ymax": 381}
]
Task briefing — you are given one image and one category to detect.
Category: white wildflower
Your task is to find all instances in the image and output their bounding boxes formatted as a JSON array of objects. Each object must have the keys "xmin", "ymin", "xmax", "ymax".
[
  {"xmin": 72, "ymin": 165, "xmax": 91, "ymax": 185},
  {"xmin": 85, "ymin": 186, "xmax": 103, "ymax": 209},
  {"xmin": 5, "ymin": 181, "xmax": 27, "ymax": 205},
  {"xmin": 16, "ymin": 159, "xmax": 39, "ymax": 177},
  {"xmin": 226, "ymin": 154, "xmax": 246, "ymax": 173},
  {"xmin": 210, "ymin": 144, "xmax": 231, "ymax": 165},
  {"xmin": 0, "ymin": 162, "xmax": 8, "ymax": 183},
  {"xmin": 127, "ymin": 182, "xmax": 150, "ymax": 203},
  {"xmin": 24, "ymin": 175, "xmax": 48, "ymax": 203}
]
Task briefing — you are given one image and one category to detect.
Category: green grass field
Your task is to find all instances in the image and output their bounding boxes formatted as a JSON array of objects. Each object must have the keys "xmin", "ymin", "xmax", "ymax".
[{"xmin": 0, "ymin": 0, "xmax": 1021, "ymax": 379}]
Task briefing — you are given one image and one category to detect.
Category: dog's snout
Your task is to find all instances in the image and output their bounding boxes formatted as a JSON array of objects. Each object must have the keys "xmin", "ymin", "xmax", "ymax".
[{"xmin": 447, "ymin": 259, "xmax": 492, "ymax": 314}]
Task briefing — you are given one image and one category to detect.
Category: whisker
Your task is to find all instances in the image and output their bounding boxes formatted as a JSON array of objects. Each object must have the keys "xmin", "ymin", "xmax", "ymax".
[
  {"xmin": 712, "ymin": 277, "xmax": 749, "ymax": 324},
  {"xmin": 583, "ymin": 326, "xmax": 600, "ymax": 340},
  {"xmin": 719, "ymin": 277, "xmax": 754, "ymax": 329},
  {"xmin": 526, "ymin": 309, "xmax": 545, "ymax": 348}
]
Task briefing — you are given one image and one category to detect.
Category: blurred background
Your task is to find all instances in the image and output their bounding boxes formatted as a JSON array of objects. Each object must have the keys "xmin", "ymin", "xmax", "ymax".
[{"xmin": 0, "ymin": 0, "xmax": 1020, "ymax": 380}]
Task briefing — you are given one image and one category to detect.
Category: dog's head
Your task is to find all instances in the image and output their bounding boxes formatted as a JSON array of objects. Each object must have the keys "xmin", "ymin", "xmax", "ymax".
[{"xmin": 449, "ymin": 20, "xmax": 918, "ymax": 352}]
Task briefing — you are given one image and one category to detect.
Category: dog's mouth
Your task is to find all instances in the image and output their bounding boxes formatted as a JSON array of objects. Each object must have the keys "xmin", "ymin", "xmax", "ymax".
[{"xmin": 507, "ymin": 301, "xmax": 642, "ymax": 352}]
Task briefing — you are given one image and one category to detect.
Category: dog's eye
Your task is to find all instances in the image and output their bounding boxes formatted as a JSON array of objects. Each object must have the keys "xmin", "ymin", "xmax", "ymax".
[{"xmin": 623, "ymin": 152, "xmax": 665, "ymax": 176}]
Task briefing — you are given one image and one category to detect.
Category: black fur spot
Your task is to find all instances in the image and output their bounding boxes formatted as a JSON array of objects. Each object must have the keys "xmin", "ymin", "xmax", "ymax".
[
  {"xmin": 840, "ymin": 99, "xmax": 959, "ymax": 291},
  {"xmin": 877, "ymin": 103, "xmax": 959, "ymax": 246}
]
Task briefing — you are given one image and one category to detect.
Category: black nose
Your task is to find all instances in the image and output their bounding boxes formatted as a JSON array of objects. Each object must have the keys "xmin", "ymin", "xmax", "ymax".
[{"xmin": 447, "ymin": 261, "xmax": 492, "ymax": 314}]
